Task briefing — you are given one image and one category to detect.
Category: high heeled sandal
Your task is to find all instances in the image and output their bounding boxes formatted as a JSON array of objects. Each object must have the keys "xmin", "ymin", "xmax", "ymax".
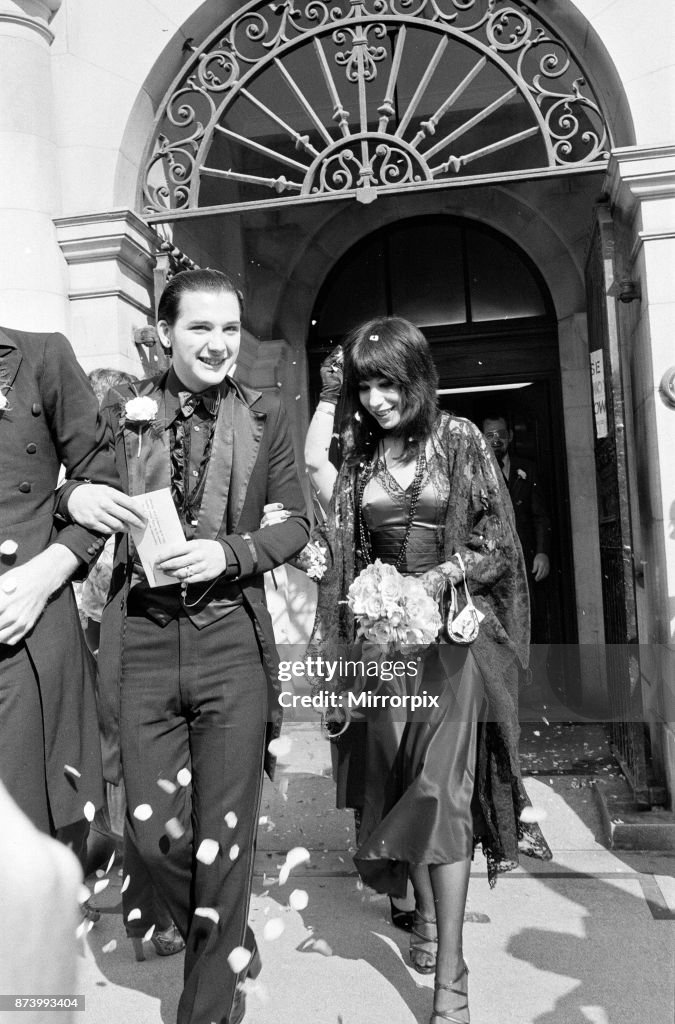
[
  {"xmin": 409, "ymin": 911, "xmax": 437, "ymax": 974},
  {"xmin": 429, "ymin": 963, "xmax": 470, "ymax": 1024}
]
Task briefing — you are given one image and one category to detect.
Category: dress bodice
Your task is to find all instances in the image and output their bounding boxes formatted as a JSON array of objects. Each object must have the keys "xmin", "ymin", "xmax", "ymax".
[{"xmin": 361, "ymin": 454, "xmax": 447, "ymax": 572}]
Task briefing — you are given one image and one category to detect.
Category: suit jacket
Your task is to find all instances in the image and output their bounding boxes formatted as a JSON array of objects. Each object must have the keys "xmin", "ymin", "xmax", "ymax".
[
  {"xmin": 96, "ymin": 371, "xmax": 310, "ymax": 783},
  {"xmin": 506, "ymin": 453, "xmax": 551, "ymax": 567},
  {"xmin": 0, "ymin": 327, "xmax": 120, "ymax": 828}
]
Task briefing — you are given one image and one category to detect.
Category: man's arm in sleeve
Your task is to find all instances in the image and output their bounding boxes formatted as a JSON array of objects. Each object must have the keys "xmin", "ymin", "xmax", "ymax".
[
  {"xmin": 220, "ymin": 401, "xmax": 310, "ymax": 580},
  {"xmin": 42, "ymin": 333, "xmax": 121, "ymax": 570}
]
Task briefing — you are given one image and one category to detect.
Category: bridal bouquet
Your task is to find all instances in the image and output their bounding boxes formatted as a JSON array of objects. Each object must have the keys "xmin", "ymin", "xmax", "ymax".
[{"xmin": 347, "ymin": 559, "xmax": 442, "ymax": 650}]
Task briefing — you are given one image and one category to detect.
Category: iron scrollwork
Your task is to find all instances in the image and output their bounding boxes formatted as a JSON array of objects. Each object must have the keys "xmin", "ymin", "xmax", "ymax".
[{"xmin": 141, "ymin": 0, "xmax": 610, "ymax": 214}]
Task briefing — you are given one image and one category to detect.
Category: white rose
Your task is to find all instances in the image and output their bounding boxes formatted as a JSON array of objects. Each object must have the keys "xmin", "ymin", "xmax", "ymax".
[{"xmin": 125, "ymin": 396, "xmax": 158, "ymax": 423}]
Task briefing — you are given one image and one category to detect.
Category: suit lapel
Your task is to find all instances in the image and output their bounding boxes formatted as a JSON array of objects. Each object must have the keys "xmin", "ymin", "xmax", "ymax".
[
  {"xmin": 195, "ymin": 389, "xmax": 235, "ymax": 540},
  {"xmin": 227, "ymin": 386, "xmax": 266, "ymax": 533},
  {"xmin": 121, "ymin": 378, "xmax": 170, "ymax": 497}
]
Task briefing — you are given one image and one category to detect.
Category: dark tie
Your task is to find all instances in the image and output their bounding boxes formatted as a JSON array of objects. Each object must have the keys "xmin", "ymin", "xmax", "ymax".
[{"xmin": 179, "ymin": 386, "xmax": 221, "ymax": 419}]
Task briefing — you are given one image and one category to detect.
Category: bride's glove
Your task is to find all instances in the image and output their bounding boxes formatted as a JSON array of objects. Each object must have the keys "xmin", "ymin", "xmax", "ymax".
[{"xmin": 318, "ymin": 346, "xmax": 344, "ymax": 406}]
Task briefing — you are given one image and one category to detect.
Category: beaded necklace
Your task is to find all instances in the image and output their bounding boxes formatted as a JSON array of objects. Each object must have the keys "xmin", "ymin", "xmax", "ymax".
[{"xmin": 356, "ymin": 441, "xmax": 426, "ymax": 571}]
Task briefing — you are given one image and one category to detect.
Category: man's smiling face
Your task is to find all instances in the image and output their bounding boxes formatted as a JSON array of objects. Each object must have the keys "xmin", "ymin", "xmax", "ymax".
[{"xmin": 158, "ymin": 288, "xmax": 241, "ymax": 392}]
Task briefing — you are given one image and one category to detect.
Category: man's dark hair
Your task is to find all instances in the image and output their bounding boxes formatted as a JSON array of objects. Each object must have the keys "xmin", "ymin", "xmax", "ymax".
[{"xmin": 157, "ymin": 269, "xmax": 244, "ymax": 326}]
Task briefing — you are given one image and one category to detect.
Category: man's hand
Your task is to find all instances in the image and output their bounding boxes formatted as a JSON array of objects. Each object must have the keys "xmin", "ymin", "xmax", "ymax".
[
  {"xmin": 67, "ymin": 484, "xmax": 146, "ymax": 534},
  {"xmin": 261, "ymin": 502, "xmax": 291, "ymax": 529},
  {"xmin": 531, "ymin": 553, "xmax": 550, "ymax": 582},
  {"xmin": 155, "ymin": 540, "xmax": 226, "ymax": 584},
  {"xmin": 0, "ymin": 546, "xmax": 80, "ymax": 645}
]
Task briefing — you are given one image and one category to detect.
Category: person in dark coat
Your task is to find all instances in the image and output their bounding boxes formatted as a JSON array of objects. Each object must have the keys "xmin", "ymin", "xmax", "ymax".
[
  {"xmin": 0, "ymin": 326, "xmax": 129, "ymax": 845},
  {"xmin": 63, "ymin": 270, "xmax": 310, "ymax": 1024}
]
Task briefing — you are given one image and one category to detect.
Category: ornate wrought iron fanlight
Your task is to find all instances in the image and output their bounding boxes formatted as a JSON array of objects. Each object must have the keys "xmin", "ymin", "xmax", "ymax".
[{"xmin": 141, "ymin": 0, "xmax": 610, "ymax": 215}]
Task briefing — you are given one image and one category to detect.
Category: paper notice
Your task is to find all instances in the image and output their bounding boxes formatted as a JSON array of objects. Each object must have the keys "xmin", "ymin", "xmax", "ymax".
[{"xmin": 128, "ymin": 488, "xmax": 185, "ymax": 588}]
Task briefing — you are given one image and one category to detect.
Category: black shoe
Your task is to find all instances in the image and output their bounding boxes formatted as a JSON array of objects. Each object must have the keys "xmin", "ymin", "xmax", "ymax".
[{"xmin": 389, "ymin": 896, "xmax": 414, "ymax": 932}]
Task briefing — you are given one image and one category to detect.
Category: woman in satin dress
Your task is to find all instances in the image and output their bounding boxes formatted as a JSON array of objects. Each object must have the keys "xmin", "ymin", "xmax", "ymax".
[{"xmin": 304, "ymin": 316, "xmax": 551, "ymax": 1024}]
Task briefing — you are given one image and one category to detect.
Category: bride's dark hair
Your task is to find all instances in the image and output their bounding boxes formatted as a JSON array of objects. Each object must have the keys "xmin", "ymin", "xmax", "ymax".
[{"xmin": 342, "ymin": 316, "xmax": 439, "ymax": 464}]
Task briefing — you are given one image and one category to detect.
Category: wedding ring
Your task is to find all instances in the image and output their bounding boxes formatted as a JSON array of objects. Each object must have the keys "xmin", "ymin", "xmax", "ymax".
[{"xmin": 184, "ymin": 566, "xmax": 192, "ymax": 580}]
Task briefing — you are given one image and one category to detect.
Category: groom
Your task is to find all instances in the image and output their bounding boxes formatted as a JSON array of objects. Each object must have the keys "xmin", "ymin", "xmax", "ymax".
[{"xmin": 63, "ymin": 269, "xmax": 309, "ymax": 1024}]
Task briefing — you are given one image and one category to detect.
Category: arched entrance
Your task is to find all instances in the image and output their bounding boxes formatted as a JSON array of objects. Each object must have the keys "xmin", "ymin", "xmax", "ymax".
[{"xmin": 308, "ymin": 215, "xmax": 577, "ymax": 671}]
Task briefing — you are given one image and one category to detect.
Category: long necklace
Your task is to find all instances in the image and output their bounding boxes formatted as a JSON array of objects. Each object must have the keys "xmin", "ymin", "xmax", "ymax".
[{"xmin": 357, "ymin": 442, "xmax": 425, "ymax": 571}]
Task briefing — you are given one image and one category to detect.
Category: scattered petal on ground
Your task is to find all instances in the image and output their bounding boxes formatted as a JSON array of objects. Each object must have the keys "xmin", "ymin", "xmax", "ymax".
[
  {"xmin": 196, "ymin": 839, "xmax": 220, "ymax": 865},
  {"xmin": 520, "ymin": 806, "xmax": 548, "ymax": 823},
  {"xmin": 224, "ymin": 811, "xmax": 238, "ymax": 829},
  {"xmin": 227, "ymin": 946, "xmax": 252, "ymax": 973},
  {"xmin": 286, "ymin": 847, "xmax": 310, "ymax": 869},
  {"xmin": 268, "ymin": 735, "xmax": 292, "ymax": 759},
  {"xmin": 263, "ymin": 918, "xmax": 285, "ymax": 941},
  {"xmin": 157, "ymin": 778, "xmax": 177, "ymax": 794},
  {"xmin": 93, "ymin": 879, "xmax": 109, "ymax": 895},
  {"xmin": 133, "ymin": 804, "xmax": 153, "ymax": 821},
  {"xmin": 165, "ymin": 818, "xmax": 185, "ymax": 840},
  {"xmin": 309, "ymin": 938, "xmax": 332, "ymax": 957},
  {"xmin": 279, "ymin": 778, "xmax": 289, "ymax": 801},
  {"xmin": 194, "ymin": 907, "xmax": 220, "ymax": 924},
  {"xmin": 177, "ymin": 768, "xmax": 192, "ymax": 787},
  {"xmin": 102, "ymin": 940, "xmax": 117, "ymax": 953},
  {"xmin": 289, "ymin": 889, "xmax": 308, "ymax": 911},
  {"xmin": 83, "ymin": 801, "xmax": 96, "ymax": 822}
]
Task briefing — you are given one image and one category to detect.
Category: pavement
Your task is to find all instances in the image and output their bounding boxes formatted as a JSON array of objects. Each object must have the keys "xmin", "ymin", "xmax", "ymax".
[{"xmin": 72, "ymin": 720, "xmax": 675, "ymax": 1024}]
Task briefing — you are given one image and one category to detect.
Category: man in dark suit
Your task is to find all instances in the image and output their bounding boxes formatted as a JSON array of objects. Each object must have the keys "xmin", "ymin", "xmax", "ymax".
[
  {"xmin": 482, "ymin": 415, "xmax": 552, "ymax": 698},
  {"xmin": 0, "ymin": 327, "xmax": 138, "ymax": 847},
  {"xmin": 482, "ymin": 415, "xmax": 551, "ymax": 587},
  {"xmin": 63, "ymin": 270, "xmax": 309, "ymax": 1024}
]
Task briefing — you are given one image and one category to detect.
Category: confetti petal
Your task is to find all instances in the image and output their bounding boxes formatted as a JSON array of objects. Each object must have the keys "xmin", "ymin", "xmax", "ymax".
[
  {"xmin": 157, "ymin": 778, "xmax": 177, "ymax": 794},
  {"xmin": 120, "ymin": 874, "xmax": 130, "ymax": 894},
  {"xmin": 133, "ymin": 804, "xmax": 153, "ymax": 821},
  {"xmin": 278, "ymin": 865, "xmax": 290, "ymax": 886},
  {"xmin": 194, "ymin": 907, "xmax": 220, "ymax": 924},
  {"xmin": 127, "ymin": 908, "xmax": 141, "ymax": 922},
  {"xmin": 227, "ymin": 946, "xmax": 252, "ymax": 973},
  {"xmin": 102, "ymin": 940, "xmax": 117, "ymax": 953},
  {"xmin": 229, "ymin": 844, "xmax": 240, "ymax": 861},
  {"xmin": 83, "ymin": 801, "xmax": 96, "ymax": 822},
  {"xmin": 64, "ymin": 764, "xmax": 81, "ymax": 779},
  {"xmin": 196, "ymin": 839, "xmax": 219, "ymax": 865},
  {"xmin": 263, "ymin": 918, "xmax": 285, "ymax": 941},
  {"xmin": 224, "ymin": 811, "xmax": 238, "ymax": 829},
  {"xmin": 286, "ymin": 847, "xmax": 310, "ymax": 869},
  {"xmin": 165, "ymin": 818, "xmax": 185, "ymax": 840},
  {"xmin": 93, "ymin": 879, "xmax": 109, "ymax": 895},
  {"xmin": 0, "ymin": 540, "xmax": 18, "ymax": 556},
  {"xmin": 520, "ymin": 806, "xmax": 548, "ymax": 824},
  {"xmin": 105, "ymin": 851, "xmax": 116, "ymax": 875},
  {"xmin": 177, "ymin": 768, "xmax": 192, "ymax": 787},
  {"xmin": 143, "ymin": 925, "xmax": 156, "ymax": 942},
  {"xmin": 310, "ymin": 938, "xmax": 333, "ymax": 957},
  {"xmin": 268, "ymin": 736, "xmax": 292, "ymax": 759},
  {"xmin": 289, "ymin": 889, "xmax": 308, "ymax": 911}
]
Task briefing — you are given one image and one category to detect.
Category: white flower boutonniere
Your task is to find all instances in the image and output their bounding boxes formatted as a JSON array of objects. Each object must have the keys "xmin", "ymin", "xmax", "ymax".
[
  {"xmin": 0, "ymin": 391, "xmax": 8, "ymax": 412},
  {"xmin": 517, "ymin": 468, "xmax": 527, "ymax": 480},
  {"xmin": 124, "ymin": 396, "xmax": 159, "ymax": 456}
]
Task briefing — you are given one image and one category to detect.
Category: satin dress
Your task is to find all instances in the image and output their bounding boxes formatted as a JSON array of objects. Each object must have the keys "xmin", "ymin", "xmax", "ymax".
[{"xmin": 352, "ymin": 458, "xmax": 484, "ymax": 897}]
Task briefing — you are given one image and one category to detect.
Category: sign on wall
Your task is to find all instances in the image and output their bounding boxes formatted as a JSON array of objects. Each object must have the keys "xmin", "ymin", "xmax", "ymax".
[{"xmin": 590, "ymin": 348, "xmax": 608, "ymax": 439}]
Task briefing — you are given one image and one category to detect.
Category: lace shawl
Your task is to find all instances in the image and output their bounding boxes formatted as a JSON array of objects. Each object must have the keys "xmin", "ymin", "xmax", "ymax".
[{"xmin": 307, "ymin": 412, "xmax": 551, "ymax": 883}]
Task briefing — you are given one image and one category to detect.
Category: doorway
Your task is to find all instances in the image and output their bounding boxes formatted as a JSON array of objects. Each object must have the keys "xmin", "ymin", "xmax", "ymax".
[{"xmin": 308, "ymin": 215, "xmax": 577, "ymax": 689}]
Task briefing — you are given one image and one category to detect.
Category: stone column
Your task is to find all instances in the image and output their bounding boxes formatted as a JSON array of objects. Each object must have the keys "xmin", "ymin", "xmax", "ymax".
[
  {"xmin": 607, "ymin": 145, "xmax": 675, "ymax": 802},
  {"xmin": 0, "ymin": 1, "xmax": 68, "ymax": 331}
]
